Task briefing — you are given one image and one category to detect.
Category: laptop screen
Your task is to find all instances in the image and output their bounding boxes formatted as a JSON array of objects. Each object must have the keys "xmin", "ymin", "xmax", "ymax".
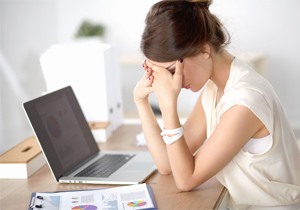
[{"xmin": 23, "ymin": 86, "xmax": 99, "ymax": 180}]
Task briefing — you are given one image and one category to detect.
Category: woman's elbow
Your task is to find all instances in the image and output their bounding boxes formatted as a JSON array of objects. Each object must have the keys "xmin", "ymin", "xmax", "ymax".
[
  {"xmin": 175, "ymin": 177, "xmax": 199, "ymax": 192},
  {"xmin": 155, "ymin": 162, "xmax": 172, "ymax": 175},
  {"xmin": 157, "ymin": 168, "xmax": 172, "ymax": 176},
  {"xmin": 175, "ymin": 182, "xmax": 194, "ymax": 192}
]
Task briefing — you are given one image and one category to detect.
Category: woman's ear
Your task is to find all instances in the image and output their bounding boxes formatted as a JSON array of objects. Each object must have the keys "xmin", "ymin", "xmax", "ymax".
[{"xmin": 201, "ymin": 43, "xmax": 211, "ymax": 59}]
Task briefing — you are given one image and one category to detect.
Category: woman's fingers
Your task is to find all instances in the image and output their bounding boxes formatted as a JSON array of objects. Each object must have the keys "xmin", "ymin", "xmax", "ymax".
[{"xmin": 173, "ymin": 59, "xmax": 184, "ymax": 87}]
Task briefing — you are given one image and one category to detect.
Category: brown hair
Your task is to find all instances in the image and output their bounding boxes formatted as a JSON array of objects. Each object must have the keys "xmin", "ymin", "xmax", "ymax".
[{"xmin": 140, "ymin": 0, "xmax": 230, "ymax": 62}]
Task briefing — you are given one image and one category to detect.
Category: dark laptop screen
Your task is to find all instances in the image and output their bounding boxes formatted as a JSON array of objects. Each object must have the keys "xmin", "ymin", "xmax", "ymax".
[{"xmin": 23, "ymin": 86, "xmax": 99, "ymax": 180}]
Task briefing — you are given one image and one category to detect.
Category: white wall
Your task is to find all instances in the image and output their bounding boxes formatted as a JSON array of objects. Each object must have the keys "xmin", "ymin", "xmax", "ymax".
[
  {"xmin": 55, "ymin": 0, "xmax": 155, "ymax": 55},
  {"xmin": 1, "ymin": 0, "xmax": 300, "ymax": 153},
  {"xmin": 0, "ymin": 0, "xmax": 57, "ymax": 153}
]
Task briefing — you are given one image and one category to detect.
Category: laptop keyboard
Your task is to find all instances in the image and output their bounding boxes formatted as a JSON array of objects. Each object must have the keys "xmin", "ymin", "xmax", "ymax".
[{"xmin": 75, "ymin": 154, "xmax": 135, "ymax": 178}]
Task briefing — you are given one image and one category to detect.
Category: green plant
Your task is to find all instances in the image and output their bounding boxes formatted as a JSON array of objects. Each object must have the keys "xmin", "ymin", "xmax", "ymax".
[{"xmin": 75, "ymin": 20, "xmax": 105, "ymax": 38}]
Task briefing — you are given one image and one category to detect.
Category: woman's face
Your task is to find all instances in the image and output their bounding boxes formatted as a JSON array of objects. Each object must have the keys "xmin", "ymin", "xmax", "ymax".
[
  {"xmin": 146, "ymin": 52, "xmax": 212, "ymax": 92},
  {"xmin": 182, "ymin": 53, "xmax": 213, "ymax": 92}
]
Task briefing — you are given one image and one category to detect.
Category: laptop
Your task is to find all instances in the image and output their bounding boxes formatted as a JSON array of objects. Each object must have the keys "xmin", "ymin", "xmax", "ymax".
[{"xmin": 23, "ymin": 86, "xmax": 156, "ymax": 185}]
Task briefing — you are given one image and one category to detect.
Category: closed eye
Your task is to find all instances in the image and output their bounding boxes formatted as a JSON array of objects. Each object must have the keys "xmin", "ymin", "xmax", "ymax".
[
  {"xmin": 166, "ymin": 63, "xmax": 176, "ymax": 75},
  {"xmin": 168, "ymin": 67, "xmax": 176, "ymax": 75}
]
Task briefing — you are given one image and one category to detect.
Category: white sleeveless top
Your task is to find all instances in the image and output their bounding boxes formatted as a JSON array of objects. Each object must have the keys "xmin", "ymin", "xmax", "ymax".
[
  {"xmin": 201, "ymin": 58, "xmax": 300, "ymax": 209},
  {"xmin": 243, "ymin": 135, "xmax": 272, "ymax": 154}
]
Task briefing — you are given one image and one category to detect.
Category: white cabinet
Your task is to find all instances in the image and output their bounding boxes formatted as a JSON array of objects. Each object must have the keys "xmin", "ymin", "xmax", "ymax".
[{"xmin": 40, "ymin": 41, "xmax": 123, "ymax": 141}]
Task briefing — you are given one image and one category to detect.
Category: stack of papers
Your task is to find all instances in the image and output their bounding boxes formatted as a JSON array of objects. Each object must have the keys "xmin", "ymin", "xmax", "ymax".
[{"xmin": 29, "ymin": 183, "xmax": 157, "ymax": 210}]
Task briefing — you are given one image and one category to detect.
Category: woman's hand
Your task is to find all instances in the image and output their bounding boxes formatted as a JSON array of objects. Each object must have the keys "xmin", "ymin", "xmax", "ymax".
[
  {"xmin": 133, "ymin": 64, "xmax": 154, "ymax": 104},
  {"xmin": 148, "ymin": 60, "xmax": 184, "ymax": 111}
]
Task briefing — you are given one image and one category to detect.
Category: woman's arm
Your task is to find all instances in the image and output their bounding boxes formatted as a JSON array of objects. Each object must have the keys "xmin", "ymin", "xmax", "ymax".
[
  {"xmin": 135, "ymin": 100, "xmax": 172, "ymax": 175},
  {"xmin": 134, "ymin": 73, "xmax": 207, "ymax": 174},
  {"xmin": 164, "ymin": 105, "xmax": 266, "ymax": 191},
  {"xmin": 183, "ymin": 93, "xmax": 207, "ymax": 154},
  {"xmin": 133, "ymin": 69, "xmax": 171, "ymax": 175}
]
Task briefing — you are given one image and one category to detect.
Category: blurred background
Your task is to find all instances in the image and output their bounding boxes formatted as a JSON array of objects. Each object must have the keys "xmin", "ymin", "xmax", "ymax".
[{"xmin": 1, "ymin": 0, "xmax": 300, "ymax": 154}]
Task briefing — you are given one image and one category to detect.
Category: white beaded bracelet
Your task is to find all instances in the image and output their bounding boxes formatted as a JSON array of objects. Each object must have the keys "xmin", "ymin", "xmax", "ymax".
[{"xmin": 161, "ymin": 126, "xmax": 184, "ymax": 145}]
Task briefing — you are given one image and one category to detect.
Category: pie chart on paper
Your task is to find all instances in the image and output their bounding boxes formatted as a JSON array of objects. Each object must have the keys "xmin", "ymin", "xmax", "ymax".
[
  {"xmin": 127, "ymin": 200, "xmax": 147, "ymax": 207},
  {"xmin": 72, "ymin": 205, "xmax": 97, "ymax": 210}
]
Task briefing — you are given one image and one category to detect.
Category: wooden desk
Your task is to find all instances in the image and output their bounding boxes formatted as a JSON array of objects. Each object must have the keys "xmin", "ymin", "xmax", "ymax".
[{"xmin": 0, "ymin": 124, "xmax": 226, "ymax": 209}]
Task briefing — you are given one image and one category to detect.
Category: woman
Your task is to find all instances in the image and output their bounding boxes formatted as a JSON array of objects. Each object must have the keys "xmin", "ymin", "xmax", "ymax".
[{"xmin": 134, "ymin": 0, "xmax": 300, "ymax": 209}]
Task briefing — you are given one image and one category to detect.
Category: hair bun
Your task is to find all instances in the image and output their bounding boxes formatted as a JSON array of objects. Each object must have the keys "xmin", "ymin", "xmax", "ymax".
[{"xmin": 185, "ymin": 0, "xmax": 211, "ymax": 9}]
